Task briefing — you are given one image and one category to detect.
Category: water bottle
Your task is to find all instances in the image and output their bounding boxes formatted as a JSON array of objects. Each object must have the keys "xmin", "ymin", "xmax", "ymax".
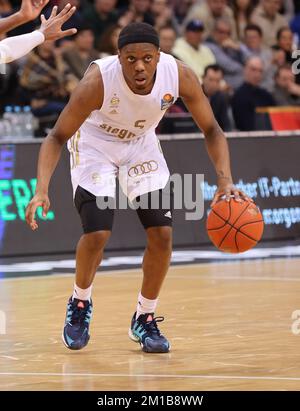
[
  {"xmin": 13, "ymin": 105, "xmax": 23, "ymax": 137},
  {"xmin": 23, "ymin": 105, "xmax": 34, "ymax": 138},
  {"xmin": 2, "ymin": 106, "xmax": 14, "ymax": 138},
  {"xmin": 3, "ymin": 105, "xmax": 13, "ymax": 122}
]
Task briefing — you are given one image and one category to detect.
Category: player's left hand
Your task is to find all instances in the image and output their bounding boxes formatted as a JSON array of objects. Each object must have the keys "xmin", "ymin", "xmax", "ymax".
[
  {"xmin": 19, "ymin": 0, "xmax": 50, "ymax": 22},
  {"xmin": 211, "ymin": 182, "xmax": 252, "ymax": 208}
]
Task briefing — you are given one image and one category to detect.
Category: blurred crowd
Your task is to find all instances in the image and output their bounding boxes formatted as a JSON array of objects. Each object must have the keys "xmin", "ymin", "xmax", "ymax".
[{"xmin": 1, "ymin": 0, "xmax": 300, "ymax": 132}]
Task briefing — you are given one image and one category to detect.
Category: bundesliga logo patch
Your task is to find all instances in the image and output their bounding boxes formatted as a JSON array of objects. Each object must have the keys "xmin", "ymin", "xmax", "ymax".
[{"xmin": 161, "ymin": 93, "xmax": 174, "ymax": 110}]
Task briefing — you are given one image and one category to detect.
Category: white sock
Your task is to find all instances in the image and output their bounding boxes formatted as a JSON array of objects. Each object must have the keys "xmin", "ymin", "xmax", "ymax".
[
  {"xmin": 136, "ymin": 292, "xmax": 158, "ymax": 319},
  {"xmin": 72, "ymin": 283, "xmax": 92, "ymax": 302}
]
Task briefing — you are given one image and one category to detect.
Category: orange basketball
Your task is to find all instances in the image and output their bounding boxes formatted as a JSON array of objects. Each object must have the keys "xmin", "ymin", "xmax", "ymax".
[{"xmin": 206, "ymin": 199, "xmax": 264, "ymax": 253}]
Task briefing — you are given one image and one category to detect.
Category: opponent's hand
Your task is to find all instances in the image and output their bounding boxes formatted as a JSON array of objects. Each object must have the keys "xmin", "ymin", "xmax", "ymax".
[
  {"xmin": 38, "ymin": 3, "xmax": 77, "ymax": 41},
  {"xmin": 210, "ymin": 182, "xmax": 252, "ymax": 208},
  {"xmin": 19, "ymin": 0, "xmax": 50, "ymax": 22},
  {"xmin": 25, "ymin": 192, "xmax": 50, "ymax": 231}
]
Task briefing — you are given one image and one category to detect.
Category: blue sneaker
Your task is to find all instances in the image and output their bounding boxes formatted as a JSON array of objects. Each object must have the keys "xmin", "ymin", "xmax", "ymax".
[
  {"xmin": 129, "ymin": 312, "xmax": 170, "ymax": 353},
  {"xmin": 62, "ymin": 297, "xmax": 92, "ymax": 350}
]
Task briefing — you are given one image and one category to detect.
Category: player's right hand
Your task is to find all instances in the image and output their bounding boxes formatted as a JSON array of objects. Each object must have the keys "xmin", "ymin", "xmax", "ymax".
[
  {"xmin": 19, "ymin": 0, "xmax": 50, "ymax": 22},
  {"xmin": 38, "ymin": 3, "xmax": 77, "ymax": 42},
  {"xmin": 25, "ymin": 193, "xmax": 50, "ymax": 231}
]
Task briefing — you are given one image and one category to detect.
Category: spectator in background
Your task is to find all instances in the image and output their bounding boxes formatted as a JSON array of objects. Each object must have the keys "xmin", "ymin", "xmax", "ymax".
[
  {"xmin": 83, "ymin": 0, "xmax": 119, "ymax": 50},
  {"xmin": 240, "ymin": 24, "xmax": 274, "ymax": 91},
  {"xmin": 279, "ymin": 0, "xmax": 295, "ymax": 21},
  {"xmin": 241, "ymin": 24, "xmax": 272, "ymax": 65},
  {"xmin": 275, "ymin": 26, "xmax": 295, "ymax": 63},
  {"xmin": 272, "ymin": 26, "xmax": 300, "ymax": 84},
  {"xmin": 158, "ymin": 25, "xmax": 177, "ymax": 55},
  {"xmin": 173, "ymin": 19, "xmax": 216, "ymax": 80},
  {"xmin": 118, "ymin": 0, "xmax": 155, "ymax": 28},
  {"xmin": 273, "ymin": 64, "xmax": 300, "ymax": 105},
  {"xmin": 150, "ymin": 0, "xmax": 179, "ymax": 33},
  {"xmin": 184, "ymin": 0, "xmax": 237, "ymax": 40},
  {"xmin": 206, "ymin": 18, "xmax": 247, "ymax": 90},
  {"xmin": 231, "ymin": 0, "xmax": 256, "ymax": 41},
  {"xmin": 62, "ymin": 25, "xmax": 99, "ymax": 81},
  {"xmin": 202, "ymin": 64, "xmax": 232, "ymax": 130},
  {"xmin": 251, "ymin": 0, "xmax": 288, "ymax": 47},
  {"xmin": 19, "ymin": 40, "xmax": 78, "ymax": 118},
  {"xmin": 169, "ymin": 0, "xmax": 195, "ymax": 26},
  {"xmin": 232, "ymin": 56, "xmax": 275, "ymax": 130},
  {"xmin": 97, "ymin": 23, "xmax": 121, "ymax": 56}
]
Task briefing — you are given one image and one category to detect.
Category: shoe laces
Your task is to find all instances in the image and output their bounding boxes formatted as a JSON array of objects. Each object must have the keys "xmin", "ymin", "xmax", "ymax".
[
  {"xmin": 69, "ymin": 301, "xmax": 90, "ymax": 325},
  {"xmin": 142, "ymin": 316, "xmax": 165, "ymax": 336}
]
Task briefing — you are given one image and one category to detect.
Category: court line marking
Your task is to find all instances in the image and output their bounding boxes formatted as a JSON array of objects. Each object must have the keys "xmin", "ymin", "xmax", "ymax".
[{"xmin": 0, "ymin": 372, "xmax": 300, "ymax": 381}]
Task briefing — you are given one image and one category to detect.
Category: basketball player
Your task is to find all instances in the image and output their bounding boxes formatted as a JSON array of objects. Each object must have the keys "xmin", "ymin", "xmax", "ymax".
[
  {"xmin": 26, "ymin": 23, "xmax": 248, "ymax": 353},
  {"xmin": 0, "ymin": 4, "xmax": 77, "ymax": 64}
]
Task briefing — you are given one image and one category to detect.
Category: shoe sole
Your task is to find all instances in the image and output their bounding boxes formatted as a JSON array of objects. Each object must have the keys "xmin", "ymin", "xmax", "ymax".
[
  {"xmin": 128, "ymin": 327, "xmax": 140, "ymax": 343},
  {"xmin": 61, "ymin": 331, "xmax": 90, "ymax": 350},
  {"xmin": 128, "ymin": 328, "xmax": 171, "ymax": 353}
]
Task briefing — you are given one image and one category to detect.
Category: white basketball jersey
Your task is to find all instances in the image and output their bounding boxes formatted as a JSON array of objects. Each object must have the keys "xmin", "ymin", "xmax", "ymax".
[{"xmin": 80, "ymin": 52, "xmax": 179, "ymax": 141}]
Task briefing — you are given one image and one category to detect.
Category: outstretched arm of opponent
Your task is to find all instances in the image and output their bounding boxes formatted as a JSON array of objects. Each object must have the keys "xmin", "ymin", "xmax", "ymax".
[
  {"xmin": 177, "ymin": 60, "xmax": 250, "ymax": 207},
  {"xmin": 0, "ymin": 4, "xmax": 77, "ymax": 63},
  {"xmin": 25, "ymin": 64, "xmax": 103, "ymax": 230},
  {"xmin": 0, "ymin": 0, "xmax": 49, "ymax": 35}
]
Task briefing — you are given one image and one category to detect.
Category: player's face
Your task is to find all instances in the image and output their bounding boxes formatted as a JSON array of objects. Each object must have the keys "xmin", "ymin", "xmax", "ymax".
[{"xmin": 119, "ymin": 43, "xmax": 160, "ymax": 94}]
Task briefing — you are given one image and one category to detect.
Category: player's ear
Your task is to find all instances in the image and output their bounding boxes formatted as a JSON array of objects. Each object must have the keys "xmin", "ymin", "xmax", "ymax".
[
  {"xmin": 117, "ymin": 50, "xmax": 121, "ymax": 61},
  {"xmin": 157, "ymin": 48, "xmax": 161, "ymax": 62}
]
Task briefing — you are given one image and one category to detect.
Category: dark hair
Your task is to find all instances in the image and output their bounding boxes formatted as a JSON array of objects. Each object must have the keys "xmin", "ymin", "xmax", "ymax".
[
  {"xmin": 276, "ymin": 26, "xmax": 292, "ymax": 41},
  {"xmin": 203, "ymin": 64, "xmax": 224, "ymax": 77},
  {"xmin": 74, "ymin": 24, "xmax": 94, "ymax": 37},
  {"xmin": 118, "ymin": 22, "xmax": 159, "ymax": 49},
  {"xmin": 244, "ymin": 24, "xmax": 263, "ymax": 37},
  {"xmin": 158, "ymin": 24, "xmax": 177, "ymax": 34}
]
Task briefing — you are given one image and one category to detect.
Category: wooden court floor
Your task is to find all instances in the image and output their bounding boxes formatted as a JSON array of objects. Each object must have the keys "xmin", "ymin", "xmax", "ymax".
[{"xmin": 0, "ymin": 258, "xmax": 300, "ymax": 391}]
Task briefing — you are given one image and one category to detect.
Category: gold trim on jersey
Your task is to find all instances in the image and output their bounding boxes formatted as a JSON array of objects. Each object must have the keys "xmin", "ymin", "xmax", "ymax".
[{"xmin": 70, "ymin": 130, "xmax": 81, "ymax": 169}]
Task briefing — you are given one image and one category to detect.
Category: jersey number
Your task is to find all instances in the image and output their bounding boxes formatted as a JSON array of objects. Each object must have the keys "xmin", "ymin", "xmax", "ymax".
[{"xmin": 134, "ymin": 120, "xmax": 146, "ymax": 129}]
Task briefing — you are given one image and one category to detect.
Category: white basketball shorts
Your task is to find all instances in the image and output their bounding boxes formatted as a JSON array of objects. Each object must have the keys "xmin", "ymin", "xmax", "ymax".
[{"xmin": 67, "ymin": 129, "xmax": 170, "ymax": 202}]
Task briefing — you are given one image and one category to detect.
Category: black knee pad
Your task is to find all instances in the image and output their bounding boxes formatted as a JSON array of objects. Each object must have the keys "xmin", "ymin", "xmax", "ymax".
[
  {"xmin": 135, "ymin": 188, "xmax": 173, "ymax": 229},
  {"xmin": 74, "ymin": 186, "xmax": 114, "ymax": 233}
]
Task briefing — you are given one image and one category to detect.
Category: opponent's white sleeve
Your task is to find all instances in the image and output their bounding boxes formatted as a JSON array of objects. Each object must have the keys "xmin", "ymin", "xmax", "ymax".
[{"xmin": 0, "ymin": 30, "xmax": 45, "ymax": 63}]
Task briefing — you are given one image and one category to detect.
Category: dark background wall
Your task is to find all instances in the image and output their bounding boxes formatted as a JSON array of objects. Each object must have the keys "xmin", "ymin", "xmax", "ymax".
[{"xmin": 0, "ymin": 136, "xmax": 300, "ymax": 257}]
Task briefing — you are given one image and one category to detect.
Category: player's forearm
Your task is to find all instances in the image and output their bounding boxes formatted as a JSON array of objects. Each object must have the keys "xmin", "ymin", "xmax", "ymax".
[
  {"xmin": 0, "ymin": 30, "xmax": 45, "ymax": 63},
  {"xmin": 35, "ymin": 134, "xmax": 65, "ymax": 194},
  {"xmin": 0, "ymin": 12, "xmax": 27, "ymax": 35},
  {"xmin": 204, "ymin": 123, "xmax": 233, "ymax": 184}
]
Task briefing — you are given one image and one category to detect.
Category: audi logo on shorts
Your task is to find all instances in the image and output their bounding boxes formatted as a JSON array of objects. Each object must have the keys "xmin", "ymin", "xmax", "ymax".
[{"xmin": 128, "ymin": 160, "xmax": 159, "ymax": 177}]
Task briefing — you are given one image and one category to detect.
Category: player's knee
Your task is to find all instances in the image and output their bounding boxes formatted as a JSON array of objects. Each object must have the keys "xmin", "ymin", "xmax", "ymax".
[
  {"xmin": 147, "ymin": 227, "xmax": 172, "ymax": 252},
  {"xmin": 81, "ymin": 231, "xmax": 111, "ymax": 252}
]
